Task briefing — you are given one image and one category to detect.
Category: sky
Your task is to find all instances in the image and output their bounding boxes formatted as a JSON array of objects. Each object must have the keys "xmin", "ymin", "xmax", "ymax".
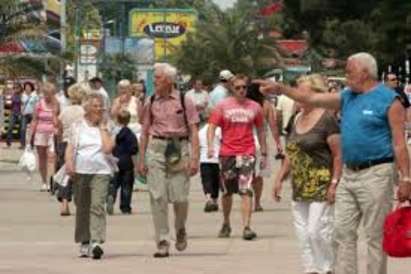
[{"xmin": 213, "ymin": 0, "xmax": 237, "ymax": 10}]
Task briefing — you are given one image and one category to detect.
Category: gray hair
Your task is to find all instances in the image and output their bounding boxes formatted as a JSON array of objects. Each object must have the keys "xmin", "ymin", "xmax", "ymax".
[
  {"xmin": 154, "ymin": 62, "xmax": 177, "ymax": 82},
  {"xmin": 348, "ymin": 52, "xmax": 378, "ymax": 80},
  {"xmin": 83, "ymin": 93, "xmax": 104, "ymax": 111},
  {"xmin": 117, "ymin": 79, "xmax": 131, "ymax": 88}
]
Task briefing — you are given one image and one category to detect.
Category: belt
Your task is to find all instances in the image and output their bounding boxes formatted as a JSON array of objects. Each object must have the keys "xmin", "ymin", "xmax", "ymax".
[
  {"xmin": 346, "ymin": 157, "xmax": 394, "ymax": 171},
  {"xmin": 152, "ymin": 135, "xmax": 188, "ymax": 141}
]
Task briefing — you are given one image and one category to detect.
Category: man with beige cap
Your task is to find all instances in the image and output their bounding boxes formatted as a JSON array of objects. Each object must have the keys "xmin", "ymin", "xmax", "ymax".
[{"xmin": 208, "ymin": 69, "xmax": 234, "ymax": 110}]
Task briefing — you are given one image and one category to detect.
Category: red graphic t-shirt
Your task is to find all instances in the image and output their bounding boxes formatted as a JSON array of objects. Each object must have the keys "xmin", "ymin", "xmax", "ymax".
[{"xmin": 209, "ymin": 97, "xmax": 264, "ymax": 156}]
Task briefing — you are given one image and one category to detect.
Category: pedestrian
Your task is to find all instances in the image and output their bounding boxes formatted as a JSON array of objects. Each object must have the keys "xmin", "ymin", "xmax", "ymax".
[
  {"xmin": 273, "ymin": 74, "xmax": 342, "ymax": 274},
  {"xmin": 208, "ymin": 74, "xmax": 267, "ymax": 240},
  {"xmin": 199, "ymin": 121, "xmax": 221, "ymax": 212},
  {"xmin": 111, "ymin": 80, "xmax": 141, "ymax": 135},
  {"xmin": 258, "ymin": 52, "xmax": 411, "ymax": 274},
  {"xmin": 107, "ymin": 109, "xmax": 138, "ymax": 215},
  {"xmin": 56, "ymin": 83, "xmax": 86, "ymax": 216},
  {"xmin": 20, "ymin": 82, "xmax": 38, "ymax": 148},
  {"xmin": 186, "ymin": 79, "xmax": 209, "ymax": 122},
  {"xmin": 6, "ymin": 83, "xmax": 23, "ymax": 147},
  {"xmin": 208, "ymin": 70, "xmax": 234, "ymax": 110},
  {"xmin": 138, "ymin": 62, "xmax": 200, "ymax": 258},
  {"xmin": 89, "ymin": 77, "xmax": 110, "ymax": 110},
  {"xmin": 246, "ymin": 82, "xmax": 282, "ymax": 212},
  {"xmin": 65, "ymin": 93, "xmax": 114, "ymax": 259},
  {"xmin": 30, "ymin": 82, "xmax": 59, "ymax": 192}
]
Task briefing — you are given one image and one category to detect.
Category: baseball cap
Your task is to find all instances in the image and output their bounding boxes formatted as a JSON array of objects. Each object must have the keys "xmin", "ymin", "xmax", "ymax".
[{"xmin": 219, "ymin": 70, "xmax": 234, "ymax": 81}]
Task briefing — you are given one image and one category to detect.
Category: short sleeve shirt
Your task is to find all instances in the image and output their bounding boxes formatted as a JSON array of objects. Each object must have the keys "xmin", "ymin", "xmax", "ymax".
[
  {"xmin": 209, "ymin": 97, "xmax": 264, "ymax": 156},
  {"xmin": 286, "ymin": 111, "xmax": 340, "ymax": 202},
  {"xmin": 141, "ymin": 90, "xmax": 199, "ymax": 137}
]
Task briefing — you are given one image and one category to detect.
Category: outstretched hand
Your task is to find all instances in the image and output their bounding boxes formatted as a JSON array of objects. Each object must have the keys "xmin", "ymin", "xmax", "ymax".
[{"xmin": 252, "ymin": 79, "xmax": 282, "ymax": 95}]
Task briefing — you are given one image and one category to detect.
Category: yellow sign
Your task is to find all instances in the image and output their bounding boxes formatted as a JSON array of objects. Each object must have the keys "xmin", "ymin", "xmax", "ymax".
[{"xmin": 129, "ymin": 9, "xmax": 197, "ymax": 60}]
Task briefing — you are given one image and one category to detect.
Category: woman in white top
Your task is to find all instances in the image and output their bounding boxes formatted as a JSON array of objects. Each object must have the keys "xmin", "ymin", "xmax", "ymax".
[
  {"xmin": 65, "ymin": 93, "xmax": 114, "ymax": 260},
  {"xmin": 56, "ymin": 83, "xmax": 86, "ymax": 216},
  {"xmin": 111, "ymin": 79, "xmax": 141, "ymax": 135}
]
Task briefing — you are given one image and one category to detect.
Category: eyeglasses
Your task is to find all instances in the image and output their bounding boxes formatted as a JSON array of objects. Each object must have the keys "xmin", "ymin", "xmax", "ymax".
[{"xmin": 234, "ymin": 85, "xmax": 247, "ymax": 91}]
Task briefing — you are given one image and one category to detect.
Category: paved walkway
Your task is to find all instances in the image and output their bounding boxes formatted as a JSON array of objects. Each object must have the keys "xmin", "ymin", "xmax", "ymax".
[{"xmin": 0, "ymin": 144, "xmax": 410, "ymax": 274}]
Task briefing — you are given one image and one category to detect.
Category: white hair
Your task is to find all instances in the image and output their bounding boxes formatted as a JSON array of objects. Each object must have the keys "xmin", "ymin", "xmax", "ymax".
[
  {"xmin": 154, "ymin": 63, "xmax": 177, "ymax": 82},
  {"xmin": 348, "ymin": 52, "xmax": 378, "ymax": 79},
  {"xmin": 117, "ymin": 79, "xmax": 131, "ymax": 88}
]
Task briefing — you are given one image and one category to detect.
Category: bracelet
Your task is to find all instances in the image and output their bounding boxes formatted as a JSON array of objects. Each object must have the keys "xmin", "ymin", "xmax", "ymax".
[
  {"xmin": 261, "ymin": 152, "xmax": 268, "ymax": 157},
  {"xmin": 331, "ymin": 179, "xmax": 339, "ymax": 185}
]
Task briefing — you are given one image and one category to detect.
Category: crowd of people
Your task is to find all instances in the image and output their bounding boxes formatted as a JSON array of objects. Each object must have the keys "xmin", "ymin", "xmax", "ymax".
[{"xmin": 1, "ymin": 51, "xmax": 410, "ymax": 274}]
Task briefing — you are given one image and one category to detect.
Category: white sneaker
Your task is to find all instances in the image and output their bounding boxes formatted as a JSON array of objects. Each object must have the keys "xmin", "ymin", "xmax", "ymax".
[
  {"xmin": 40, "ymin": 184, "xmax": 48, "ymax": 192},
  {"xmin": 79, "ymin": 243, "xmax": 90, "ymax": 258}
]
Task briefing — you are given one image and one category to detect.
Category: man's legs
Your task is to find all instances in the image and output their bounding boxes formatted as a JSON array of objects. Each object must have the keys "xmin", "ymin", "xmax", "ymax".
[
  {"xmin": 240, "ymin": 193, "xmax": 252, "ymax": 228},
  {"xmin": 252, "ymin": 176, "xmax": 263, "ymax": 211},
  {"xmin": 334, "ymin": 173, "xmax": 362, "ymax": 274},
  {"xmin": 6, "ymin": 113, "xmax": 18, "ymax": 146},
  {"xmin": 356, "ymin": 164, "xmax": 394, "ymax": 274}
]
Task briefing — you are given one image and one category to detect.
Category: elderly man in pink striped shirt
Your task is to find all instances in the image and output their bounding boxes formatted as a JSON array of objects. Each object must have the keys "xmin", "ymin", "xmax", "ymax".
[{"xmin": 138, "ymin": 63, "xmax": 200, "ymax": 258}]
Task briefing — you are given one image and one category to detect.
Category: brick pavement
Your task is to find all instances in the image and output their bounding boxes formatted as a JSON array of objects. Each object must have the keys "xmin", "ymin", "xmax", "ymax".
[{"xmin": 0, "ymin": 144, "xmax": 410, "ymax": 274}]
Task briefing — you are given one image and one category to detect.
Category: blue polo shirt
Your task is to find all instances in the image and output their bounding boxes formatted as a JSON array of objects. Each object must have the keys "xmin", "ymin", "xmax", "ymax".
[{"xmin": 340, "ymin": 83, "xmax": 398, "ymax": 165}]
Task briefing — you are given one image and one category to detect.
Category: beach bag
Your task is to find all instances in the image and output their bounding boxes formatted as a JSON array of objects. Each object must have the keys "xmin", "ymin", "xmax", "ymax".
[{"xmin": 383, "ymin": 204, "xmax": 411, "ymax": 257}]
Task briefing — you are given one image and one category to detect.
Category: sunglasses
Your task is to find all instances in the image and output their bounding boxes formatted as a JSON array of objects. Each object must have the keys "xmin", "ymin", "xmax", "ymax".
[
  {"xmin": 388, "ymin": 78, "xmax": 397, "ymax": 81},
  {"xmin": 234, "ymin": 85, "xmax": 247, "ymax": 91}
]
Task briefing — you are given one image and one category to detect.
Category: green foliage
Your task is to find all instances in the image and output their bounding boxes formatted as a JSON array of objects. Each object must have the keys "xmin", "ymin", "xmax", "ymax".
[
  {"xmin": 281, "ymin": 0, "xmax": 411, "ymax": 66},
  {"xmin": 173, "ymin": 7, "xmax": 277, "ymax": 83},
  {"xmin": 0, "ymin": 0, "xmax": 49, "ymax": 77},
  {"xmin": 99, "ymin": 53, "xmax": 136, "ymax": 83}
]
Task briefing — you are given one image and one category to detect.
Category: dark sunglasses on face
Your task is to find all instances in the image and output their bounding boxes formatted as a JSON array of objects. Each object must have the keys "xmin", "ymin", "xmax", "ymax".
[
  {"xmin": 389, "ymin": 78, "xmax": 397, "ymax": 81},
  {"xmin": 234, "ymin": 85, "xmax": 247, "ymax": 91}
]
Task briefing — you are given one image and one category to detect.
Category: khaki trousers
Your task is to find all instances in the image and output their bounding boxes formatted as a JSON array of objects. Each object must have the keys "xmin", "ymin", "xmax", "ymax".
[
  {"xmin": 146, "ymin": 138, "xmax": 190, "ymax": 245},
  {"xmin": 334, "ymin": 163, "xmax": 394, "ymax": 274},
  {"xmin": 73, "ymin": 174, "xmax": 110, "ymax": 244}
]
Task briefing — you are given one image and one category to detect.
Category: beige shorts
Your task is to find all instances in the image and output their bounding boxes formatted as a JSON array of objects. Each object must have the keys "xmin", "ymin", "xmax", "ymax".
[{"xmin": 34, "ymin": 132, "xmax": 54, "ymax": 149}]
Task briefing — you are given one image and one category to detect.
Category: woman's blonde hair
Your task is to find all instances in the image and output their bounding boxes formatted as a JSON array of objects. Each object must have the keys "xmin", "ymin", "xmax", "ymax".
[
  {"xmin": 297, "ymin": 74, "xmax": 328, "ymax": 93},
  {"xmin": 67, "ymin": 83, "xmax": 88, "ymax": 105}
]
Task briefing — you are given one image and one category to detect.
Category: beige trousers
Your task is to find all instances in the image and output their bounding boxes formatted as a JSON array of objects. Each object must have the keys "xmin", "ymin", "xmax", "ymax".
[
  {"xmin": 334, "ymin": 163, "xmax": 394, "ymax": 274},
  {"xmin": 146, "ymin": 138, "xmax": 190, "ymax": 246},
  {"xmin": 73, "ymin": 174, "xmax": 110, "ymax": 244}
]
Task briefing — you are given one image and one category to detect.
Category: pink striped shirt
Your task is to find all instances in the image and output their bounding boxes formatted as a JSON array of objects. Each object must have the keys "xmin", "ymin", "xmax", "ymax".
[{"xmin": 35, "ymin": 99, "xmax": 56, "ymax": 134}]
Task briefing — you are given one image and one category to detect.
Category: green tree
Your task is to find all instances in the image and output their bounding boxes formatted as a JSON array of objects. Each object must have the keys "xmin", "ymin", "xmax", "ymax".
[
  {"xmin": 0, "ymin": 0, "xmax": 48, "ymax": 77},
  {"xmin": 173, "ymin": 7, "xmax": 278, "ymax": 82}
]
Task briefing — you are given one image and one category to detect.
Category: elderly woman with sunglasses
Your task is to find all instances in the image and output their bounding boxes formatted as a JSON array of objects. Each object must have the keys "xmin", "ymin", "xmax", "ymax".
[{"xmin": 65, "ymin": 93, "xmax": 114, "ymax": 260}]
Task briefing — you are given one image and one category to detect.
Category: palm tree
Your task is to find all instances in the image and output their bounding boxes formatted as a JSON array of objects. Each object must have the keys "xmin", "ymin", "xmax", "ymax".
[{"xmin": 173, "ymin": 6, "xmax": 280, "ymax": 83}]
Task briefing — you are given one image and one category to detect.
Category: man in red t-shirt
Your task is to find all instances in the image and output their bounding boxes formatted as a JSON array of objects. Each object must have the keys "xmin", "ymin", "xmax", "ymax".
[{"xmin": 207, "ymin": 74, "xmax": 267, "ymax": 240}]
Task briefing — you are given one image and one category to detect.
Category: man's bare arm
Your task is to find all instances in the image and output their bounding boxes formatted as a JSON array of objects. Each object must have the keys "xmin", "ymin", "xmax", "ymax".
[{"xmin": 256, "ymin": 80, "xmax": 341, "ymax": 110}]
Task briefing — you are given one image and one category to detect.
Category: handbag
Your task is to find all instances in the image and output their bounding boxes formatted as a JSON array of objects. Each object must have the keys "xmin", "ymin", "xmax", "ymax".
[{"xmin": 383, "ymin": 203, "xmax": 411, "ymax": 257}]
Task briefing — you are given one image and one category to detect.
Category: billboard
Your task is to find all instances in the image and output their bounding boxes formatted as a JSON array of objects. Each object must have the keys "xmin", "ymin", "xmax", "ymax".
[{"xmin": 129, "ymin": 9, "xmax": 197, "ymax": 60}]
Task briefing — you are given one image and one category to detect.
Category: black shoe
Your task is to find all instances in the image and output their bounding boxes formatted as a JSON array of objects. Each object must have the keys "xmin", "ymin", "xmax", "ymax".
[
  {"xmin": 218, "ymin": 223, "xmax": 231, "ymax": 238},
  {"xmin": 153, "ymin": 240, "xmax": 170, "ymax": 258},
  {"xmin": 211, "ymin": 202, "xmax": 219, "ymax": 212},
  {"xmin": 204, "ymin": 201, "xmax": 214, "ymax": 212},
  {"xmin": 243, "ymin": 226, "xmax": 257, "ymax": 240},
  {"xmin": 91, "ymin": 243, "xmax": 104, "ymax": 259},
  {"xmin": 175, "ymin": 228, "xmax": 187, "ymax": 251}
]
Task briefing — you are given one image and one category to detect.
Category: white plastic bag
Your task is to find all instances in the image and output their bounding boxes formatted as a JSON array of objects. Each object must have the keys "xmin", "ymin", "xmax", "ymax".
[
  {"xmin": 18, "ymin": 146, "xmax": 37, "ymax": 181},
  {"xmin": 53, "ymin": 164, "xmax": 70, "ymax": 188},
  {"xmin": 18, "ymin": 146, "xmax": 37, "ymax": 172}
]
